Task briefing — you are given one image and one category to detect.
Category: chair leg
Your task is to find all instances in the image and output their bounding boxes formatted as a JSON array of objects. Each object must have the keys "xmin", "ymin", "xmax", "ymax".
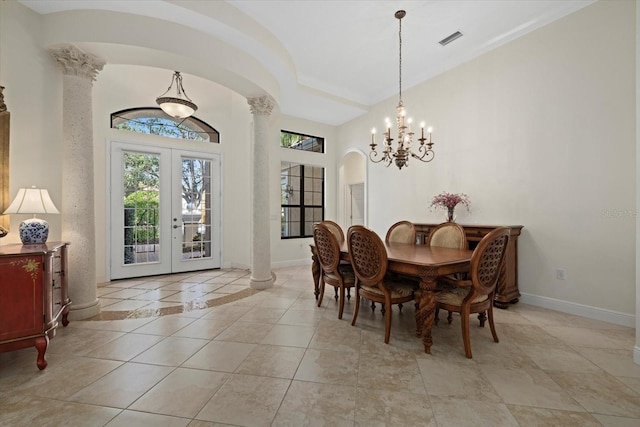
[
  {"xmin": 334, "ymin": 287, "xmax": 339, "ymax": 301},
  {"xmin": 351, "ymin": 290, "xmax": 361, "ymax": 326},
  {"xmin": 447, "ymin": 311, "xmax": 453, "ymax": 324},
  {"xmin": 381, "ymin": 304, "xmax": 386, "ymax": 315},
  {"xmin": 317, "ymin": 278, "xmax": 325, "ymax": 308},
  {"xmin": 338, "ymin": 286, "xmax": 346, "ymax": 319},
  {"xmin": 383, "ymin": 297, "xmax": 392, "ymax": 344},
  {"xmin": 398, "ymin": 303, "xmax": 403, "ymax": 312},
  {"xmin": 370, "ymin": 301, "xmax": 376, "ymax": 312},
  {"xmin": 488, "ymin": 305, "xmax": 499, "ymax": 343},
  {"xmin": 346, "ymin": 287, "xmax": 351, "ymax": 300},
  {"xmin": 434, "ymin": 307, "xmax": 440, "ymax": 325},
  {"xmin": 461, "ymin": 309, "xmax": 472, "ymax": 358},
  {"xmin": 478, "ymin": 311, "xmax": 486, "ymax": 327}
]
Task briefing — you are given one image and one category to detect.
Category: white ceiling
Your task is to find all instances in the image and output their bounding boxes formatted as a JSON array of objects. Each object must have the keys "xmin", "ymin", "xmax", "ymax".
[{"xmin": 19, "ymin": 0, "xmax": 596, "ymax": 125}]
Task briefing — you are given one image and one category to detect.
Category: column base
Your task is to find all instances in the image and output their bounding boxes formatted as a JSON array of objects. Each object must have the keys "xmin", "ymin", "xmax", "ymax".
[
  {"xmin": 250, "ymin": 271, "xmax": 276, "ymax": 290},
  {"xmin": 68, "ymin": 298, "xmax": 101, "ymax": 321}
]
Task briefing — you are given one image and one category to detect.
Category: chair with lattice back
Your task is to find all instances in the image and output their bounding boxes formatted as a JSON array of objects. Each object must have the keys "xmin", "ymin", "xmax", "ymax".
[
  {"xmin": 313, "ymin": 223, "xmax": 355, "ymax": 319},
  {"xmin": 434, "ymin": 227, "xmax": 510, "ymax": 358},
  {"xmin": 320, "ymin": 220, "xmax": 345, "ymax": 244},
  {"xmin": 348, "ymin": 225, "xmax": 418, "ymax": 343}
]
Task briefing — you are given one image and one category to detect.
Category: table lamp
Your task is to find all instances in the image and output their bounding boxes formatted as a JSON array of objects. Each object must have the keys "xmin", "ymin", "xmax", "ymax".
[{"xmin": 2, "ymin": 186, "xmax": 60, "ymax": 244}]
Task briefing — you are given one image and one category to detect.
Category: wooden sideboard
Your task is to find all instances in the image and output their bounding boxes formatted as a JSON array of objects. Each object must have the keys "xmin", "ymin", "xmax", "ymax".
[
  {"xmin": 0, "ymin": 242, "xmax": 71, "ymax": 369},
  {"xmin": 414, "ymin": 224, "xmax": 523, "ymax": 308}
]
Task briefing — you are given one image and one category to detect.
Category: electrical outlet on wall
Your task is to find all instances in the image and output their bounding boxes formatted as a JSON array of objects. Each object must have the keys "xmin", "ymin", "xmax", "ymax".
[{"xmin": 556, "ymin": 268, "xmax": 566, "ymax": 280}]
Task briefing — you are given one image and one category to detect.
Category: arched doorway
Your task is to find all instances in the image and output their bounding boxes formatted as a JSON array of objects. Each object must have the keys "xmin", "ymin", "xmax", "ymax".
[{"xmin": 340, "ymin": 150, "xmax": 367, "ymax": 228}]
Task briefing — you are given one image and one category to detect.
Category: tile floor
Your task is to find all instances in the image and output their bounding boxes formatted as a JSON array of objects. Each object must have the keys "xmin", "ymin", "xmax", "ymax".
[{"xmin": 1, "ymin": 264, "xmax": 640, "ymax": 426}]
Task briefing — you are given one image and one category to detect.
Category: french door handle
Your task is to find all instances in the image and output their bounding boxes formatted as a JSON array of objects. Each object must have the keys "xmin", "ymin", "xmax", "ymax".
[{"xmin": 173, "ymin": 224, "xmax": 179, "ymax": 229}]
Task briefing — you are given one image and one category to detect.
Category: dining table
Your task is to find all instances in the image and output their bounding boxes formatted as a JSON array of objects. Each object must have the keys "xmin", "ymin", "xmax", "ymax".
[{"xmin": 310, "ymin": 242, "xmax": 474, "ymax": 354}]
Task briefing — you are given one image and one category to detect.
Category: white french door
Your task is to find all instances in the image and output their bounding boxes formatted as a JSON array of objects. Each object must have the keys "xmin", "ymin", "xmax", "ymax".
[{"xmin": 110, "ymin": 142, "xmax": 221, "ymax": 280}]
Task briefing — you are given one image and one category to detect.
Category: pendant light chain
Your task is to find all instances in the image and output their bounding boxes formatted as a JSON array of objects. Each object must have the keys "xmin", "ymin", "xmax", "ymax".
[{"xmin": 398, "ymin": 15, "xmax": 402, "ymax": 104}]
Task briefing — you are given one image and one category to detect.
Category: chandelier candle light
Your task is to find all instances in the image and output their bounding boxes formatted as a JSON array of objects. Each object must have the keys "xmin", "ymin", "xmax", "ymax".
[{"xmin": 370, "ymin": 10, "xmax": 435, "ymax": 170}]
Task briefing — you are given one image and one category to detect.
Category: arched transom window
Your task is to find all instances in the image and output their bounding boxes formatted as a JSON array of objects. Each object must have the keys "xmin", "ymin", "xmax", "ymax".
[{"xmin": 111, "ymin": 108, "xmax": 219, "ymax": 143}]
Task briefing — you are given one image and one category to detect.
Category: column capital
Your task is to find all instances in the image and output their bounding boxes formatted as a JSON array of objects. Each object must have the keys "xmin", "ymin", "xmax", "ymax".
[
  {"xmin": 0, "ymin": 86, "xmax": 6, "ymax": 112},
  {"xmin": 247, "ymin": 95, "xmax": 275, "ymax": 116},
  {"xmin": 49, "ymin": 45, "xmax": 105, "ymax": 82}
]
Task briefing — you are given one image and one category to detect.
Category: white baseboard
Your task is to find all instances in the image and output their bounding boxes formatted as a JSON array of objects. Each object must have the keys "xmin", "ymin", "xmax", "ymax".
[
  {"xmin": 519, "ymin": 292, "xmax": 636, "ymax": 328},
  {"xmin": 228, "ymin": 262, "xmax": 249, "ymax": 270},
  {"xmin": 271, "ymin": 258, "xmax": 312, "ymax": 269}
]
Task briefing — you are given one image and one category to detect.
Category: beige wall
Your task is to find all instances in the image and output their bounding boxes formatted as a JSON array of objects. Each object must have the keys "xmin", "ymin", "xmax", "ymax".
[
  {"xmin": 0, "ymin": 1, "xmax": 63, "ymax": 243},
  {"xmin": 338, "ymin": 0, "xmax": 636, "ymax": 322}
]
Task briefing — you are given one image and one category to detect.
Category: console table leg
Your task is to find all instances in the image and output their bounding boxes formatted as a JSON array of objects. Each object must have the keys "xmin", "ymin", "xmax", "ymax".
[{"xmin": 35, "ymin": 335, "xmax": 49, "ymax": 370}]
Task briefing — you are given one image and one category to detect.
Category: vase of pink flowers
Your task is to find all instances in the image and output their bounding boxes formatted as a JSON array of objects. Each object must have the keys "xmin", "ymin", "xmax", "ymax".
[{"xmin": 430, "ymin": 192, "xmax": 471, "ymax": 222}]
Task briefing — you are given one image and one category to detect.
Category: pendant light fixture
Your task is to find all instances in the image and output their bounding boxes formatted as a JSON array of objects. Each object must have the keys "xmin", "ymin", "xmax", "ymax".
[
  {"xmin": 369, "ymin": 10, "xmax": 435, "ymax": 170},
  {"xmin": 156, "ymin": 71, "xmax": 198, "ymax": 119}
]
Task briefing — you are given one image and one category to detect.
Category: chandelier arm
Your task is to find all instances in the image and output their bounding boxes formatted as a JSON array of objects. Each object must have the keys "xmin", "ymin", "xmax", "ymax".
[
  {"xmin": 411, "ymin": 145, "xmax": 435, "ymax": 163},
  {"xmin": 369, "ymin": 150, "xmax": 389, "ymax": 164},
  {"xmin": 157, "ymin": 73, "xmax": 177, "ymax": 98},
  {"xmin": 175, "ymin": 73, "xmax": 195, "ymax": 103}
]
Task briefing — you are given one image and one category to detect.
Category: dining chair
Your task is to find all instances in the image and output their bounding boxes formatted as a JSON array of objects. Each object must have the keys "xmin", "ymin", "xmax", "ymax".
[
  {"xmin": 347, "ymin": 225, "xmax": 417, "ymax": 343},
  {"xmin": 426, "ymin": 222, "xmax": 467, "ymax": 250},
  {"xmin": 381, "ymin": 220, "xmax": 417, "ymax": 313},
  {"xmin": 319, "ymin": 220, "xmax": 352, "ymax": 301},
  {"xmin": 313, "ymin": 223, "xmax": 355, "ymax": 319},
  {"xmin": 434, "ymin": 227, "xmax": 510, "ymax": 358},
  {"xmin": 427, "ymin": 220, "xmax": 469, "ymax": 282},
  {"xmin": 320, "ymin": 220, "xmax": 344, "ymax": 244},
  {"xmin": 385, "ymin": 220, "xmax": 416, "ymax": 245}
]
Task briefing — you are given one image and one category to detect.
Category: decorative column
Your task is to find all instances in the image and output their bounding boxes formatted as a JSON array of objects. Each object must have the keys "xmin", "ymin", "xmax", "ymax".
[
  {"xmin": 49, "ymin": 45, "xmax": 105, "ymax": 320},
  {"xmin": 247, "ymin": 95, "xmax": 275, "ymax": 289}
]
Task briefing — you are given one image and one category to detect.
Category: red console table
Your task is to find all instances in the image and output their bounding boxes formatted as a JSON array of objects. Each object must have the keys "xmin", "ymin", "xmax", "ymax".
[{"xmin": 0, "ymin": 242, "xmax": 71, "ymax": 369}]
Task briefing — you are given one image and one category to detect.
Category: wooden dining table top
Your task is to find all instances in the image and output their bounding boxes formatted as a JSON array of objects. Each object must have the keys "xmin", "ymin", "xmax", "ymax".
[{"xmin": 337, "ymin": 241, "xmax": 474, "ymax": 270}]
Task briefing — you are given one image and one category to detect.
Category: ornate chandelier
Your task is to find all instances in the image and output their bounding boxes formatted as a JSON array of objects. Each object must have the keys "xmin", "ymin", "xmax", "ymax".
[
  {"xmin": 156, "ymin": 71, "xmax": 198, "ymax": 119},
  {"xmin": 369, "ymin": 10, "xmax": 434, "ymax": 170}
]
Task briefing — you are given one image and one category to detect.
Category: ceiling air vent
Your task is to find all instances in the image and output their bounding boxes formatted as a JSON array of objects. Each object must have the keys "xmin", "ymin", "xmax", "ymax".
[{"xmin": 439, "ymin": 31, "xmax": 463, "ymax": 46}]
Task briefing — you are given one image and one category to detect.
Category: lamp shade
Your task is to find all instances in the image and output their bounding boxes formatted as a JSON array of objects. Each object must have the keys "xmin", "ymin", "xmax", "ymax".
[
  {"xmin": 3, "ymin": 187, "xmax": 60, "ymax": 215},
  {"xmin": 156, "ymin": 98, "xmax": 197, "ymax": 119},
  {"xmin": 3, "ymin": 187, "xmax": 59, "ymax": 244},
  {"xmin": 155, "ymin": 71, "xmax": 197, "ymax": 119}
]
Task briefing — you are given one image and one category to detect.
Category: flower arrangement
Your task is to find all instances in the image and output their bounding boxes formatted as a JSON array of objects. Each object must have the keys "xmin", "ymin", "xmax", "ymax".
[{"xmin": 430, "ymin": 192, "xmax": 471, "ymax": 222}]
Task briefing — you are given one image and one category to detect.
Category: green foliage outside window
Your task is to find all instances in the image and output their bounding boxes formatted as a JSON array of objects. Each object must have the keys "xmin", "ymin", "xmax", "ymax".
[{"xmin": 124, "ymin": 190, "xmax": 160, "ymax": 244}]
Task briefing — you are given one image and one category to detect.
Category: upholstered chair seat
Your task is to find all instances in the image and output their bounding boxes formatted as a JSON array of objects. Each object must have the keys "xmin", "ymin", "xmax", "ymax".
[
  {"xmin": 435, "ymin": 284, "xmax": 489, "ymax": 305},
  {"xmin": 359, "ymin": 279, "xmax": 415, "ymax": 299}
]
